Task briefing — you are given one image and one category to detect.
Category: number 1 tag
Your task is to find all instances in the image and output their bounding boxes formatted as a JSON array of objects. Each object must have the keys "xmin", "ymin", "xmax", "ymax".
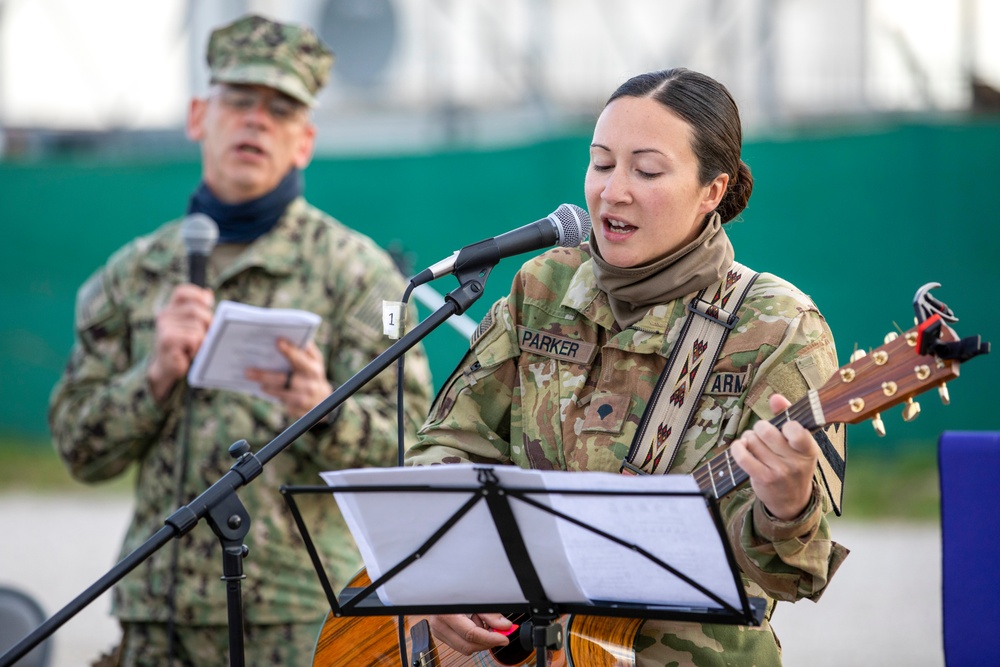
[{"xmin": 383, "ymin": 301, "xmax": 405, "ymax": 339}]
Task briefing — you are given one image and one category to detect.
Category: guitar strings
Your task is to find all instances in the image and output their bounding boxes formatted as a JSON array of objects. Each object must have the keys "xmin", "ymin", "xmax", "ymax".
[{"xmin": 690, "ymin": 397, "xmax": 815, "ymax": 494}]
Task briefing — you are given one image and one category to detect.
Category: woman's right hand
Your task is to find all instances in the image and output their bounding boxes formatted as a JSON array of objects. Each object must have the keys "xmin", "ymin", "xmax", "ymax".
[{"xmin": 425, "ymin": 613, "xmax": 513, "ymax": 655}]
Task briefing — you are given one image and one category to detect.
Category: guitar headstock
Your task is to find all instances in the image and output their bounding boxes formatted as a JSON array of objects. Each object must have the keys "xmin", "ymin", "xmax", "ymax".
[
  {"xmin": 813, "ymin": 284, "xmax": 990, "ymax": 435},
  {"xmin": 817, "ymin": 322, "xmax": 961, "ymax": 433}
]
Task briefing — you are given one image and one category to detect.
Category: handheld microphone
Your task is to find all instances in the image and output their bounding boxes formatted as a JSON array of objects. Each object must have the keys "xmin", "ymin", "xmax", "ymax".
[
  {"xmin": 410, "ymin": 203, "xmax": 592, "ymax": 287},
  {"xmin": 180, "ymin": 214, "xmax": 219, "ymax": 288}
]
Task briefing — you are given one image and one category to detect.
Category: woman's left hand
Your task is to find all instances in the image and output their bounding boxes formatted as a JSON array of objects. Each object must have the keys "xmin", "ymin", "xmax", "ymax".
[{"xmin": 729, "ymin": 394, "xmax": 820, "ymax": 521}]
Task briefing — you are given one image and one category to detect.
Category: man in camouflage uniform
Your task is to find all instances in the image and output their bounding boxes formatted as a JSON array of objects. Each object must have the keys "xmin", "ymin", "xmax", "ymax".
[
  {"xmin": 407, "ymin": 68, "xmax": 846, "ymax": 666},
  {"xmin": 49, "ymin": 14, "xmax": 432, "ymax": 667}
]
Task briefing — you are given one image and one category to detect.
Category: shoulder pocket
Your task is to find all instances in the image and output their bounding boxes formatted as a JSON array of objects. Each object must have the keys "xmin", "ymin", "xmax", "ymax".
[
  {"xmin": 472, "ymin": 299, "xmax": 520, "ymax": 368},
  {"xmin": 427, "ymin": 357, "xmax": 500, "ymax": 425},
  {"xmin": 75, "ymin": 270, "xmax": 115, "ymax": 332}
]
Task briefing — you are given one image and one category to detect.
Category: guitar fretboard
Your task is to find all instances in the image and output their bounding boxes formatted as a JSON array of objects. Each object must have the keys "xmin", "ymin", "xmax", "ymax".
[{"xmin": 692, "ymin": 393, "xmax": 822, "ymax": 499}]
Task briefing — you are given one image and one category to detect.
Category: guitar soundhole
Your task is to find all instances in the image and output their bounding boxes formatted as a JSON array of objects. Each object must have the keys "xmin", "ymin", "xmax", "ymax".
[
  {"xmin": 490, "ymin": 640, "xmax": 532, "ymax": 666},
  {"xmin": 489, "ymin": 614, "xmax": 533, "ymax": 666}
]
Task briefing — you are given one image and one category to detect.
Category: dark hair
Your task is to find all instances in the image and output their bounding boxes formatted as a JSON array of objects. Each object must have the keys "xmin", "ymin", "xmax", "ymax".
[{"xmin": 606, "ymin": 68, "xmax": 753, "ymax": 224}]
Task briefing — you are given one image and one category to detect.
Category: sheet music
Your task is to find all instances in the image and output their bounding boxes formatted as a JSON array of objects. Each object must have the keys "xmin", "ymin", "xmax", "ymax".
[
  {"xmin": 543, "ymin": 472, "xmax": 743, "ymax": 609},
  {"xmin": 187, "ymin": 300, "xmax": 321, "ymax": 401},
  {"xmin": 321, "ymin": 465, "xmax": 742, "ymax": 610}
]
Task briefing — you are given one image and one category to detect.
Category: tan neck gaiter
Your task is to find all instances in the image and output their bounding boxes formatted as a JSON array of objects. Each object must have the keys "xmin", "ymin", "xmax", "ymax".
[{"xmin": 590, "ymin": 212, "xmax": 734, "ymax": 328}]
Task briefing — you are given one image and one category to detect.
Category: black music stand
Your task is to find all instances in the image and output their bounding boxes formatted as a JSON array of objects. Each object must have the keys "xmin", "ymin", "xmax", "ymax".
[{"xmin": 282, "ymin": 464, "xmax": 766, "ymax": 667}]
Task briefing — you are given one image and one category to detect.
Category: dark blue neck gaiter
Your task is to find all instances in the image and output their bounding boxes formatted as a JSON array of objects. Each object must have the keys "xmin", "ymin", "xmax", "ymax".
[{"xmin": 186, "ymin": 168, "xmax": 303, "ymax": 244}]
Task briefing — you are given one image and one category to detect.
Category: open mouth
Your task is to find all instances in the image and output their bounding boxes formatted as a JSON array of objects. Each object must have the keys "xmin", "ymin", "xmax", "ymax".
[
  {"xmin": 605, "ymin": 218, "xmax": 637, "ymax": 235},
  {"xmin": 236, "ymin": 143, "xmax": 265, "ymax": 156}
]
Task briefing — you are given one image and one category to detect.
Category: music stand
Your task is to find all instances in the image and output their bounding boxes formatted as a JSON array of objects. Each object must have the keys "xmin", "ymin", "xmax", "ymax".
[{"xmin": 282, "ymin": 464, "xmax": 766, "ymax": 667}]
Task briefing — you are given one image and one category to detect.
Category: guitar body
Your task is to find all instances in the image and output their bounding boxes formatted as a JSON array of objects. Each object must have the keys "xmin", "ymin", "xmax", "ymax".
[
  {"xmin": 312, "ymin": 571, "xmax": 642, "ymax": 667},
  {"xmin": 567, "ymin": 616, "xmax": 645, "ymax": 667},
  {"xmin": 312, "ymin": 611, "xmax": 405, "ymax": 666}
]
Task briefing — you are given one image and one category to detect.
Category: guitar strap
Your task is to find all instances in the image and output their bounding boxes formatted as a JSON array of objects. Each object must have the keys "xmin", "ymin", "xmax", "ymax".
[{"xmin": 622, "ymin": 261, "xmax": 759, "ymax": 477}]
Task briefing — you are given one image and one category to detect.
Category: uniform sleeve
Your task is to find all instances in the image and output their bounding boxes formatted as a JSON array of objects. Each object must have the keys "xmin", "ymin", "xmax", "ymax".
[
  {"xmin": 49, "ymin": 260, "xmax": 174, "ymax": 483},
  {"xmin": 406, "ymin": 299, "xmax": 520, "ymax": 466},
  {"xmin": 719, "ymin": 307, "xmax": 849, "ymax": 603},
  {"xmin": 298, "ymin": 241, "xmax": 434, "ymax": 471}
]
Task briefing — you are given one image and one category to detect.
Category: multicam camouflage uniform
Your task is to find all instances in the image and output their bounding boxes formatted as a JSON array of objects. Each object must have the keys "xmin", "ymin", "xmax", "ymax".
[
  {"xmin": 50, "ymin": 198, "xmax": 432, "ymax": 643},
  {"xmin": 407, "ymin": 244, "xmax": 847, "ymax": 666}
]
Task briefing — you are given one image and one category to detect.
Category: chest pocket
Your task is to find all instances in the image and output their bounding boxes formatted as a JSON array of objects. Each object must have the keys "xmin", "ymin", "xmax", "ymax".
[
  {"xmin": 668, "ymin": 393, "xmax": 746, "ymax": 474},
  {"xmin": 580, "ymin": 391, "xmax": 632, "ymax": 435}
]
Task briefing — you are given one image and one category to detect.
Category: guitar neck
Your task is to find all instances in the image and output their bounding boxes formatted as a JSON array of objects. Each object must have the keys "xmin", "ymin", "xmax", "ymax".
[{"xmin": 692, "ymin": 393, "xmax": 823, "ymax": 499}]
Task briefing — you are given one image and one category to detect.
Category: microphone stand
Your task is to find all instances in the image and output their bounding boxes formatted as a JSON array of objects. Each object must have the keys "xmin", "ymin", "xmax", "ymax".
[{"xmin": 0, "ymin": 259, "xmax": 496, "ymax": 667}]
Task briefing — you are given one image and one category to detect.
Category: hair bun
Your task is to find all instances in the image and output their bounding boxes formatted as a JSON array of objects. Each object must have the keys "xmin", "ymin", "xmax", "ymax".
[{"xmin": 717, "ymin": 160, "xmax": 754, "ymax": 224}]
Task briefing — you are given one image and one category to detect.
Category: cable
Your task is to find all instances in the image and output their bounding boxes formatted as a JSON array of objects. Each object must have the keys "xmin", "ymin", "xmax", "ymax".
[
  {"xmin": 396, "ymin": 282, "xmax": 415, "ymax": 467},
  {"xmin": 165, "ymin": 386, "xmax": 195, "ymax": 666}
]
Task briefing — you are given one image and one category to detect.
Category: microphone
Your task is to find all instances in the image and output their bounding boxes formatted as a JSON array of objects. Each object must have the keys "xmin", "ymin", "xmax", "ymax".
[
  {"xmin": 410, "ymin": 203, "xmax": 592, "ymax": 287},
  {"xmin": 180, "ymin": 213, "xmax": 219, "ymax": 288}
]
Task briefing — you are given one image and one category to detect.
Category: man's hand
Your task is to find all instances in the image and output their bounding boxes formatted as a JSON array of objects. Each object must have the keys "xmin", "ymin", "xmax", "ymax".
[
  {"xmin": 147, "ymin": 284, "xmax": 214, "ymax": 402},
  {"xmin": 245, "ymin": 338, "xmax": 333, "ymax": 420},
  {"xmin": 729, "ymin": 394, "xmax": 821, "ymax": 521}
]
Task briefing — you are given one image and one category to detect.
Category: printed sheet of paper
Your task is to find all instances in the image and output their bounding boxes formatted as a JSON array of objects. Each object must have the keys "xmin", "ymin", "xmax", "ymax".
[
  {"xmin": 188, "ymin": 300, "xmax": 321, "ymax": 401},
  {"xmin": 320, "ymin": 465, "xmax": 741, "ymax": 610},
  {"xmin": 543, "ymin": 472, "xmax": 743, "ymax": 609}
]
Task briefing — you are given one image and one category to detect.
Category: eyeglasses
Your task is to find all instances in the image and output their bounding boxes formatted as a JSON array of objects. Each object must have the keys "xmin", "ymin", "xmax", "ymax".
[{"xmin": 213, "ymin": 86, "xmax": 307, "ymax": 123}]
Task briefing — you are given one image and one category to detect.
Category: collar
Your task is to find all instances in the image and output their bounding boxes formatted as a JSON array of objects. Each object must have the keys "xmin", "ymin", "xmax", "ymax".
[
  {"xmin": 187, "ymin": 168, "xmax": 303, "ymax": 244},
  {"xmin": 139, "ymin": 197, "xmax": 307, "ymax": 285},
  {"xmin": 590, "ymin": 212, "xmax": 733, "ymax": 329},
  {"xmin": 562, "ymin": 258, "xmax": 615, "ymax": 329},
  {"xmin": 561, "ymin": 253, "xmax": 694, "ymax": 356}
]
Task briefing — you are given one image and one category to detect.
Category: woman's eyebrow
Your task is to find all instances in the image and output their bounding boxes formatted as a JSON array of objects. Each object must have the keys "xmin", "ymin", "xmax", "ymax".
[{"xmin": 590, "ymin": 142, "xmax": 665, "ymax": 157}]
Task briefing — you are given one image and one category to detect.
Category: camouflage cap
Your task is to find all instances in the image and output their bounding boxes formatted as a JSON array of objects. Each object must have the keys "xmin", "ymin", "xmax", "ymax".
[{"xmin": 207, "ymin": 14, "xmax": 334, "ymax": 107}]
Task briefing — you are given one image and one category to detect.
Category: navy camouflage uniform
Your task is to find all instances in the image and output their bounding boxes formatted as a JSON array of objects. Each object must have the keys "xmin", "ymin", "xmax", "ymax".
[{"xmin": 51, "ymin": 196, "xmax": 433, "ymax": 665}]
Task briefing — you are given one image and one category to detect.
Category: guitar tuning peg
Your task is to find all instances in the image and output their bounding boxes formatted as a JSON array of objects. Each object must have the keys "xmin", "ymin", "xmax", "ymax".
[
  {"xmin": 938, "ymin": 383, "xmax": 950, "ymax": 405},
  {"xmin": 850, "ymin": 349, "xmax": 868, "ymax": 363},
  {"xmin": 902, "ymin": 397, "xmax": 921, "ymax": 422},
  {"xmin": 872, "ymin": 413, "xmax": 886, "ymax": 437},
  {"xmin": 884, "ymin": 332, "xmax": 899, "ymax": 344}
]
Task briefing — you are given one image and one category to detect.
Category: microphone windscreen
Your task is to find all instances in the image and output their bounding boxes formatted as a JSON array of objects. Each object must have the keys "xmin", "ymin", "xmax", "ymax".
[
  {"xmin": 181, "ymin": 214, "xmax": 219, "ymax": 256},
  {"xmin": 552, "ymin": 204, "xmax": 592, "ymax": 248}
]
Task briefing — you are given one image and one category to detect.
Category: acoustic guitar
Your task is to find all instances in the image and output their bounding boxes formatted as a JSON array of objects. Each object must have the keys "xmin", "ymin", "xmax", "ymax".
[
  {"xmin": 312, "ymin": 289, "xmax": 989, "ymax": 667},
  {"xmin": 312, "ymin": 568, "xmax": 638, "ymax": 667}
]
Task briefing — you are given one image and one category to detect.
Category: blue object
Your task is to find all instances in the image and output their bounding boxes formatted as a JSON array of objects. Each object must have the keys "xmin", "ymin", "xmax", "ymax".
[{"xmin": 939, "ymin": 431, "xmax": 1000, "ymax": 666}]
